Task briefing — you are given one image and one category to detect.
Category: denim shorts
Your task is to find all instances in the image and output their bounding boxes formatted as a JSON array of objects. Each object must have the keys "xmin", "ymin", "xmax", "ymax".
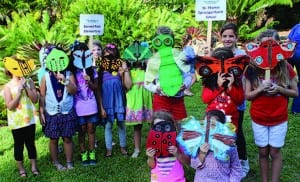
[
  {"xmin": 252, "ymin": 121, "xmax": 287, "ymax": 148},
  {"xmin": 78, "ymin": 113, "xmax": 99, "ymax": 125}
]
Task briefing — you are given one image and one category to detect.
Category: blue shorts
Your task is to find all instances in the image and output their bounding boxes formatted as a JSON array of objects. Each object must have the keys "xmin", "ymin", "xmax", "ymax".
[{"xmin": 78, "ymin": 114, "xmax": 99, "ymax": 125}]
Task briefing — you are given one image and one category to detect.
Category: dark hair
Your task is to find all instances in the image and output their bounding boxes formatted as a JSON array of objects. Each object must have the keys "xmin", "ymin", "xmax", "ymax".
[
  {"xmin": 256, "ymin": 29, "xmax": 280, "ymax": 41},
  {"xmin": 102, "ymin": 43, "xmax": 120, "ymax": 60},
  {"xmin": 151, "ymin": 110, "xmax": 175, "ymax": 127},
  {"xmin": 156, "ymin": 26, "xmax": 174, "ymax": 39},
  {"xmin": 211, "ymin": 47, "xmax": 234, "ymax": 60},
  {"xmin": 206, "ymin": 109, "xmax": 226, "ymax": 124},
  {"xmin": 220, "ymin": 22, "xmax": 238, "ymax": 37}
]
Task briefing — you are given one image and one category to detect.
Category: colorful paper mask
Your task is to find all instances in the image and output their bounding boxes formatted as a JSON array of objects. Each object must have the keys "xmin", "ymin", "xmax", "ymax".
[
  {"xmin": 3, "ymin": 57, "xmax": 36, "ymax": 77},
  {"xmin": 177, "ymin": 116, "xmax": 236, "ymax": 161},
  {"xmin": 122, "ymin": 41, "xmax": 152, "ymax": 67},
  {"xmin": 146, "ymin": 120, "xmax": 177, "ymax": 157},
  {"xmin": 245, "ymin": 39, "xmax": 296, "ymax": 69},
  {"xmin": 151, "ymin": 35, "xmax": 183, "ymax": 96},
  {"xmin": 196, "ymin": 55, "xmax": 250, "ymax": 77},
  {"xmin": 73, "ymin": 50, "xmax": 93, "ymax": 71},
  {"xmin": 45, "ymin": 48, "xmax": 69, "ymax": 72}
]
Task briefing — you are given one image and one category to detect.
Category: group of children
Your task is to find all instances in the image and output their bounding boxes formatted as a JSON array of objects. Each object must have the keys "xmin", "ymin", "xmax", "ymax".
[{"xmin": 3, "ymin": 23, "xmax": 298, "ymax": 182}]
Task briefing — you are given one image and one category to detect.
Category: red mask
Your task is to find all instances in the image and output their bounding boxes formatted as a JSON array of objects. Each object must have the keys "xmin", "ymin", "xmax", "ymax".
[
  {"xmin": 245, "ymin": 39, "xmax": 296, "ymax": 69},
  {"xmin": 146, "ymin": 121, "xmax": 177, "ymax": 157},
  {"xmin": 196, "ymin": 55, "xmax": 250, "ymax": 77}
]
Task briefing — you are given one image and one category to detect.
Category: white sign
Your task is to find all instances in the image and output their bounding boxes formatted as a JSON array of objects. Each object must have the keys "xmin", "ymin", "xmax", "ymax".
[
  {"xmin": 195, "ymin": 0, "xmax": 226, "ymax": 21},
  {"xmin": 80, "ymin": 14, "xmax": 104, "ymax": 35}
]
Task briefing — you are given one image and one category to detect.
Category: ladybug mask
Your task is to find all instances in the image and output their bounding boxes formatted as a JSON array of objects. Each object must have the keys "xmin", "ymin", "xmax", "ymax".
[{"xmin": 146, "ymin": 120, "xmax": 177, "ymax": 157}]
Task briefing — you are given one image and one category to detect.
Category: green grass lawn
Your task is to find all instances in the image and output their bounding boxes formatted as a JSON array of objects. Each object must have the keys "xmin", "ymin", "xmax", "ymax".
[{"xmin": 0, "ymin": 82, "xmax": 299, "ymax": 182}]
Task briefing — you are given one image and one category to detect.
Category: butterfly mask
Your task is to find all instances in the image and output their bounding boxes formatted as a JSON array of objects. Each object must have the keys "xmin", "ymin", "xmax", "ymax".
[
  {"xmin": 146, "ymin": 120, "xmax": 177, "ymax": 157},
  {"xmin": 245, "ymin": 39, "xmax": 296, "ymax": 69},
  {"xmin": 196, "ymin": 54, "xmax": 250, "ymax": 77},
  {"xmin": 122, "ymin": 41, "xmax": 152, "ymax": 67},
  {"xmin": 177, "ymin": 116, "xmax": 236, "ymax": 161},
  {"xmin": 73, "ymin": 50, "xmax": 93, "ymax": 73}
]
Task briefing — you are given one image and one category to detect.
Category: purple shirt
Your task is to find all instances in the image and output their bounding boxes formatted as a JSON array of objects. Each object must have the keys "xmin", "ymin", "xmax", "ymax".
[
  {"xmin": 74, "ymin": 69, "xmax": 98, "ymax": 116},
  {"xmin": 191, "ymin": 147, "xmax": 242, "ymax": 182}
]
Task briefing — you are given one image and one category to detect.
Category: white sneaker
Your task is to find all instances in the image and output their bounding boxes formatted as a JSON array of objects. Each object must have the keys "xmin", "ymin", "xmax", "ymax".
[
  {"xmin": 240, "ymin": 159, "xmax": 250, "ymax": 178},
  {"xmin": 184, "ymin": 89, "xmax": 194, "ymax": 96},
  {"xmin": 131, "ymin": 149, "xmax": 140, "ymax": 158}
]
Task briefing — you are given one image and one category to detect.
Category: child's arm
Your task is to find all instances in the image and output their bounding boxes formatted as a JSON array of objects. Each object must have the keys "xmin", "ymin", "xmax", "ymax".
[
  {"xmin": 39, "ymin": 76, "xmax": 46, "ymax": 126},
  {"xmin": 24, "ymin": 78, "xmax": 38, "ymax": 104},
  {"xmin": 65, "ymin": 73, "xmax": 77, "ymax": 95},
  {"xmin": 168, "ymin": 145, "xmax": 190, "ymax": 165},
  {"xmin": 146, "ymin": 148, "xmax": 156, "ymax": 168},
  {"xmin": 201, "ymin": 87, "xmax": 224, "ymax": 104},
  {"xmin": 190, "ymin": 143, "xmax": 209, "ymax": 169},
  {"xmin": 3, "ymin": 84, "xmax": 23, "ymax": 110},
  {"xmin": 119, "ymin": 61, "xmax": 132, "ymax": 90}
]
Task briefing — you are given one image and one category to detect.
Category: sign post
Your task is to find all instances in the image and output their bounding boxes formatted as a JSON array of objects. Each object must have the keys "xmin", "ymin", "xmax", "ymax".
[
  {"xmin": 195, "ymin": 0, "xmax": 226, "ymax": 55},
  {"xmin": 80, "ymin": 14, "xmax": 104, "ymax": 49}
]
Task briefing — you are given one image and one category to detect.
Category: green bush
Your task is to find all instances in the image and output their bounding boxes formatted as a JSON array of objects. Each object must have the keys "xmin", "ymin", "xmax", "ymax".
[{"xmin": 0, "ymin": 96, "xmax": 7, "ymax": 126}]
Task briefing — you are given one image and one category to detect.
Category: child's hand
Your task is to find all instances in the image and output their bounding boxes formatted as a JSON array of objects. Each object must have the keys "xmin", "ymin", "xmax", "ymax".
[
  {"xmin": 226, "ymin": 73, "xmax": 234, "ymax": 88},
  {"xmin": 56, "ymin": 72, "xmax": 66, "ymax": 83},
  {"xmin": 83, "ymin": 74, "xmax": 91, "ymax": 82},
  {"xmin": 200, "ymin": 142, "xmax": 209, "ymax": 154},
  {"xmin": 168, "ymin": 146, "xmax": 178, "ymax": 156},
  {"xmin": 217, "ymin": 72, "xmax": 228, "ymax": 87},
  {"xmin": 146, "ymin": 148, "xmax": 156, "ymax": 158},
  {"xmin": 259, "ymin": 80, "xmax": 272, "ymax": 92},
  {"xmin": 266, "ymin": 83, "xmax": 280, "ymax": 95}
]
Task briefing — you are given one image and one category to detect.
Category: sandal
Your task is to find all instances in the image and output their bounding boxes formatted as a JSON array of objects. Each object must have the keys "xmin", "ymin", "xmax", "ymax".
[
  {"xmin": 53, "ymin": 161, "xmax": 66, "ymax": 171},
  {"xmin": 121, "ymin": 148, "xmax": 128, "ymax": 156},
  {"xmin": 19, "ymin": 171, "xmax": 27, "ymax": 178},
  {"xmin": 105, "ymin": 150, "xmax": 112, "ymax": 157},
  {"xmin": 31, "ymin": 169, "xmax": 40, "ymax": 176}
]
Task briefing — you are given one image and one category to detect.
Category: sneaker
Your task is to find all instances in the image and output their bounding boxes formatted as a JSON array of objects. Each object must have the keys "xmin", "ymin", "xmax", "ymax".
[
  {"xmin": 66, "ymin": 162, "xmax": 74, "ymax": 170},
  {"xmin": 81, "ymin": 151, "xmax": 89, "ymax": 166},
  {"xmin": 89, "ymin": 150, "xmax": 97, "ymax": 165},
  {"xmin": 240, "ymin": 159, "xmax": 250, "ymax": 178},
  {"xmin": 131, "ymin": 149, "xmax": 140, "ymax": 158},
  {"xmin": 184, "ymin": 89, "xmax": 194, "ymax": 96}
]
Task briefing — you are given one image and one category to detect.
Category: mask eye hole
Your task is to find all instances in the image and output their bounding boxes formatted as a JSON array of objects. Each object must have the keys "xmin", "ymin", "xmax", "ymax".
[
  {"xmin": 155, "ymin": 125, "xmax": 162, "ymax": 132},
  {"xmin": 153, "ymin": 38, "xmax": 162, "ymax": 47},
  {"xmin": 164, "ymin": 37, "xmax": 173, "ymax": 46}
]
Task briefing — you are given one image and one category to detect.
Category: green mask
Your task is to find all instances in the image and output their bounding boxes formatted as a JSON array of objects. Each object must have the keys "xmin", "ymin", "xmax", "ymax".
[
  {"xmin": 152, "ymin": 35, "xmax": 174, "ymax": 50},
  {"xmin": 45, "ymin": 48, "xmax": 69, "ymax": 72},
  {"xmin": 152, "ymin": 34, "xmax": 182, "ymax": 96}
]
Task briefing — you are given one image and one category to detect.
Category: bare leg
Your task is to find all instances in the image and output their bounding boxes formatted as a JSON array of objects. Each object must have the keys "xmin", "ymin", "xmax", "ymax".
[
  {"xmin": 132, "ymin": 124, "xmax": 142, "ymax": 158},
  {"xmin": 78, "ymin": 124, "xmax": 87, "ymax": 152},
  {"xmin": 87, "ymin": 122, "xmax": 96, "ymax": 151},
  {"xmin": 259, "ymin": 146, "xmax": 270, "ymax": 182},
  {"xmin": 63, "ymin": 137, "xmax": 73, "ymax": 163},
  {"xmin": 16, "ymin": 160, "xmax": 26, "ymax": 176},
  {"xmin": 30, "ymin": 159, "xmax": 37, "ymax": 171},
  {"xmin": 134, "ymin": 124, "xmax": 142, "ymax": 151},
  {"xmin": 270, "ymin": 147, "xmax": 282, "ymax": 182},
  {"xmin": 49, "ymin": 138, "xmax": 59, "ymax": 162}
]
